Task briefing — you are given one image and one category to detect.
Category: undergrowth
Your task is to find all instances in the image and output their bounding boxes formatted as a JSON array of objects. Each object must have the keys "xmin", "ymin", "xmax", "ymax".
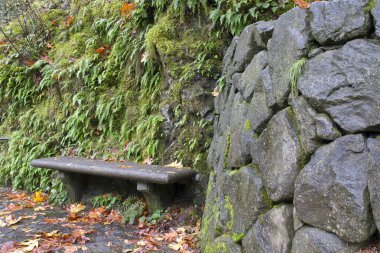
[
  {"xmin": 0, "ymin": 0, "xmax": 291, "ymax": 203},
  {"xmin": 91, "ymin": 193, "xmax": 145, "ymax": 224}
]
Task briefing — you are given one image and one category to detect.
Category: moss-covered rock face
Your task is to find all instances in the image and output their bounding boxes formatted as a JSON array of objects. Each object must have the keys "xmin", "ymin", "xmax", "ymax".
[
  {"xmin": 203, "ymin": 0, "xmax": 380, "ymax": 252},
  {"xmin": 204, "ymin": 235, "xmax": 242, "ymax": 253},
  {"xmin": 0, "ymin": 0, "xmax": 226, "ymax": 201}
]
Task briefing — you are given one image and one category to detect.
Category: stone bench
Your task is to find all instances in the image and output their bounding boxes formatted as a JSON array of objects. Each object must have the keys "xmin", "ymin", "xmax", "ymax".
[{"xmin": 31, "ymin": 156, "xmax": 196, "ymax": 210}]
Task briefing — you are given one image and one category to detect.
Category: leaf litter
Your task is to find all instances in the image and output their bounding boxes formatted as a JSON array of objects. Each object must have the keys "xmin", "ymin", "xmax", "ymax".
[{"xmin": 0, "ymin": 187, "xmax": 201, "ymax": 252}]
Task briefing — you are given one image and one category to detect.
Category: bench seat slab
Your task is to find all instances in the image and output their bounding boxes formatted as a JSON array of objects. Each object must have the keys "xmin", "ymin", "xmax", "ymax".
[{"xmin": 31, "ymin": 157, "xmax": 195, "ymax": 184}]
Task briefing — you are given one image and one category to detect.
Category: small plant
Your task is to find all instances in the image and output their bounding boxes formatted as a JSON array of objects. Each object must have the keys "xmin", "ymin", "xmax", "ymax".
[
  {"xmin": 210, "ymin": 0, "xmax": 293, "ymax": 36},
  {"xmin": 121, "ymin": 196, "xmax": 146, "ymax": 225},
  {"xmin": 91, "ymin": 194, "xmax": 145, "ymax": 225},
  {"xmin": 139, "ymin": 209, "xmax": 163, "ymax": 225},
  {"xmin": 91, "ymin": 193, "xmax": 123, "ymax": 209},
  {"xmin": 288, "ymin": 58, "xmax": 307, "ymax": 99}
]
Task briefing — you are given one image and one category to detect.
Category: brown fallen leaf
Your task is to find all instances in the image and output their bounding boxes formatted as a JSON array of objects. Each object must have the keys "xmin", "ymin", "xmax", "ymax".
[
  {"xmin": 0, "ymin": 215, "xmax": 22, "ymax": 227},
  {"xmin": 13, "ymin": 239, "xmax": 39, "ymax": 253},
  {"xmin": 0, "ymin": 241, "xmax": 17, "ymax": 253}
]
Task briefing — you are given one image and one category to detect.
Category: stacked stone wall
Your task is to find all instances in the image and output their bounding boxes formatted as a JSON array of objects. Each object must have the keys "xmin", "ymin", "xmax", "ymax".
[{"xmin": 202, "ymin": 0, "xmax": 380, "ymax": 252}]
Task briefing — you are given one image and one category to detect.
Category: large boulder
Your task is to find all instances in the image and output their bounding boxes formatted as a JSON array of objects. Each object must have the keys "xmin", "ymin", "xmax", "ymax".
[
  {"xmin": 291, "ymin": 227, "xmax": 360, "ymax": 253},
  {"xmin": 261, "ymin": 66, "xmax": 276, "ymax": 109},
  {"xmin": 226, "ymin": 93, "xmax": 255, "ymax": 168},
  {"xmin": 367, "ymin": 137, "xmax": 380, "ymax": 232},
  {"xmin": 222, "ymin": 37, "xmax": 238, "ymax": 77},
  {"xmin": 315, "ymin": 113, "xmax": 342, "ymax": 141},
  {"xmin": 200, "ymin": 173, "xmax": 219, "ymax": 251},
  {"xmin": 220, "ymin": 166, "xmax": 272, "ymax": 234},
  {"xmin": 242, "ymin": 204, "xmax": 294, "ymax": 253},
  {"xmin": 205, "ymin": 235, "xmax": 242, "ymax": 253},
  {"xmin": 253, "ymin": 21, "xmax": 276, "ymax": 49},
  {"xmin": 237, "ymin": 52, "xmax": 275, "ymax": 133},
  {"xmin": 237, "ymin": 51, "xmax": 268, "ymax": 100},
  {"xmin": 310, "ymin": 0, "xmax": 372, "ymax": 45},
  {"xmin": 294, "ymin": 134, "xmax": 375, "ymax": 243},
  {"xmin": 226, "ymin": 20, "xmax": 275, "ymax": 86},
  {"xmin": 268, "ymin": 7, "xmax": 312, "ymax": 107},
  {"xmin": 298, "ymin": 39, "xmax": 380, "ymax": 133},
  {"xmin": 291, "ymin": 96, "xmax": 321, "ymax": 157},
  {"xmin": 251, "ymin": 108, "xmax": 303, "ymax": 202}
]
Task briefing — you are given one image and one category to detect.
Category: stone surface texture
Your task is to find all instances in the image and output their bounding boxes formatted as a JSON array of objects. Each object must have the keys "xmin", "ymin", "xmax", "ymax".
[
  {"xmin": 294, "ymin": 135, "xmax": 375, "ymax": 243},
  {"xmin": 291, "ymin": 227, "xmax": 360, "ymax": 253},
  {"xmin": 372, "ymin": 1, "xmax": 380, "ymax": 38},
  {"xmin": 251, "ymin": 108, "xmax": 302, "ymax": 202},
  {"xmin": 310, "ymin": 0, "xmax": 371, "ymax": 45},
  {"xmin": 202, "ymin": 2, "xmax": 380, "ymax": 252},
  {"xmin": 298, "ymin": 39, "xmax": 380, "ymax": 133},
  {"xmin": 242, "ymin": 204, "xmax": 294, "ymax": 253}
]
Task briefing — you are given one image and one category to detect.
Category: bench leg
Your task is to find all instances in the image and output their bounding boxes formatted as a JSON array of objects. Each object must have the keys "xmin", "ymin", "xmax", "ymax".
[
  {"xmin": 137, "ymin": 182, "xmax": 175, "ymax": 211},
  {"xmin": 58, "ymin": 172, "xmax": 85, "ymax": 202}
]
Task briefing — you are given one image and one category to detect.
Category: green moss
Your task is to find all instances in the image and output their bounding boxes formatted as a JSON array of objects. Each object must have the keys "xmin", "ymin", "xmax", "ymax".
[
  {"xmin": 364, "ymin": 0, "xmax": 377, "ymax": 12},
  {"xmin": 227, "ymin": 169, "xmax": 239, "ymax": 176},
  {"xmin": 288, "ymin": 58, "xmax": 307, "ymax": 99},
  {"xmin": 223, "ymin": 130, "xmax": 231, "ymax": 169},
  {"xmin": 244, "ymin": 119, "xmax": 252, "ymax": 131},
  {"xmin": 260, "ymin": 188, "xmax": 273, "ymax": 212},
  {"xmin": 286, "ymin": 107, "xmax": 308, "ymax": 169},
  {"xmin": 232, "ymin": 233, "xmax": 245, "ymax": 243},
  {"xmin": 52, "ymin": 32, "xmax": 91, "ymax": 60},
  {"xmin": 204, "ymin": 242, "xmax": 228, "ymax": 253},
  {"xmin": 145, "ymin": 14, "xmax": 177, "ymax": 56},
  {"xmin": 225, "ymin": 195, "xmax": 234, "ymax": 231}
]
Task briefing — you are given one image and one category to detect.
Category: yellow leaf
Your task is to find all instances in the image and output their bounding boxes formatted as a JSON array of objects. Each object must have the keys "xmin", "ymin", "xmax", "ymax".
[
  {"xmin": 68, "ymin": 203, "xmax": 86, "ymax": 214},
  {"xmin": 164, "ymin": 161, "xmax": 184, "ymax": 169},
  {"xmin": 33, "ymin": 191, "xmax": 48, "ymax": 203}
]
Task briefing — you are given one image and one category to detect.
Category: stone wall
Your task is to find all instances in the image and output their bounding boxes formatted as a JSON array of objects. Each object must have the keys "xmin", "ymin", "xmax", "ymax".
[{"xmin": 201, "ymin": 0, "xmax": 380, "ymax": 252}]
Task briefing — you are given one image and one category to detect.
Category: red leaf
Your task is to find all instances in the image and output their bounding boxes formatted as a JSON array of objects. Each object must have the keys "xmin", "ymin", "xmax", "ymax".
[
  {"xmin": 121, "ymin": 2, "xmax": 136, "ymax": 16},
  {"xmin": 293, "ymin": 0, "xmax": 310, "ymax": 9}
]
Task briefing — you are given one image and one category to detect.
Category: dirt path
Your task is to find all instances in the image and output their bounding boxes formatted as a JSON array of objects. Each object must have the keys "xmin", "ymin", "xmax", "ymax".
[{"xmin": 0, "ymin": 187, "xmax": 200, "ymax": 253}]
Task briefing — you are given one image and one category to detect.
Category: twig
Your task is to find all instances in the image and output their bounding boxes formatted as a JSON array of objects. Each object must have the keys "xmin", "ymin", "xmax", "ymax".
[{"xmin": 0, "ymin": 26, "xmax": 24, "ymax": 59}]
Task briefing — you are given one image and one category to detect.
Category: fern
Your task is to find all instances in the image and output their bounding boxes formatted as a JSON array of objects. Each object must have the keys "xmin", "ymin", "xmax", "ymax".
[
  {"xmin": 288, "ymin": 58, "xmax": 307, "ymax": 99},
  {"xmin": 121, "ymin": 196, "xmax": 145, "ymax": 225}
]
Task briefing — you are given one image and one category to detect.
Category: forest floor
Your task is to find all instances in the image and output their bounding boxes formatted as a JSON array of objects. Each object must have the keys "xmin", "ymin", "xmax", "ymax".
[{"xmin": 0, "ymin": 187, "xmax": 200, "ymax": 253}]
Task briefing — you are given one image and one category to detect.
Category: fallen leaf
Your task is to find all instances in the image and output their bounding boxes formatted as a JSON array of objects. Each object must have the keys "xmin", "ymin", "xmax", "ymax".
[
  {"xmin": 293, "ymin": 0, "xmax": 310, "ymax": 9},
  {"xmin": 141, "ymin": 52, "xmax": 149, "ymax": 63},
  {"xmin": 142, "ymin": 157, "xmax": 153, "ymax": 165},
  {"xmin": 65, "ymin": 16, "xmax": 74, "ymax": 27},
  {"xmin": 164, "ymin": 161, "xmax": 183, "ymax": 169},
  {"xmin": 67, "ymin": 203, "xmax": 86, "ymax": 214},
  {"xmin": 121, "ymin": 2, "xmax": 136, "ymax": 16},
  {"xmin": 0, "ymin": 241, "xmax": 17, "ymax": 253},
  {"xmin": 24, "ymin": 59, "xmax": 35, "ymax": 66},
  {"xmin": 13, "ymin": 239, "xmax": 38, "ymax": 253},
  {"xmin": 212, "ymin": 86, "xmax": 219, "ymax": 97},
  {"xmin": 33, "ymin": 191, "xmax": 48, "ymax": 203}
]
